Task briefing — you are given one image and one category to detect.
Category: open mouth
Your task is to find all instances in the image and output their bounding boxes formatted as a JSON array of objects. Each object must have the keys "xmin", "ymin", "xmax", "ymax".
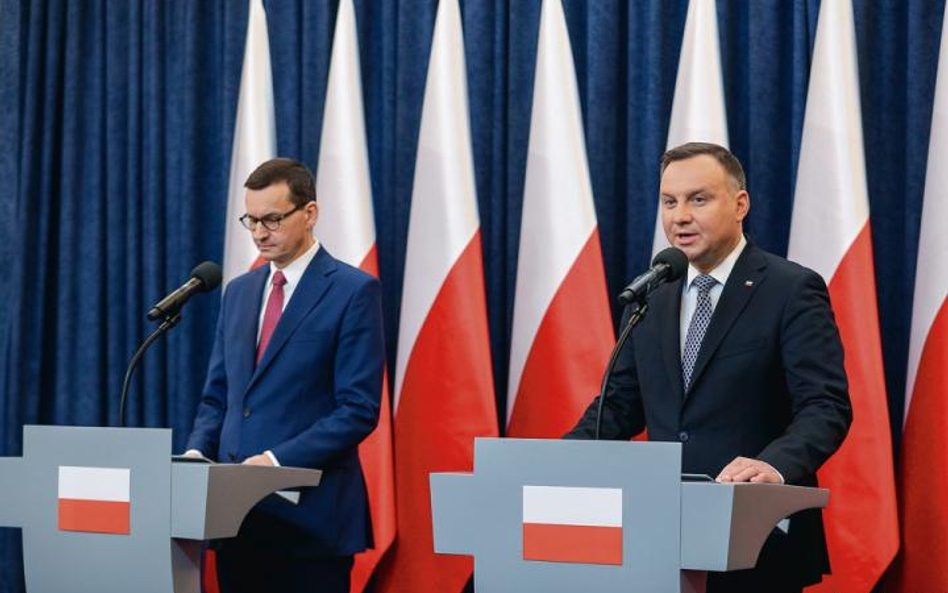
[{"xmin": 675, "ymin": 232, "xmax": 698, "ymax": 246}]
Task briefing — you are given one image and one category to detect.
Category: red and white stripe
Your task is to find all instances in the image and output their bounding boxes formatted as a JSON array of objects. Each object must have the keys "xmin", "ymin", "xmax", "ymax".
[
  {"xmin": 314, "ymin": 2, "xmax": 395, "ymax": 591},
  {"xmin": 522, "ymin": 486, "xmax": 623, "ymax": 565},
  {"xmin": 506, "ymin": 0, "xmax": 613, "ymax": 439},
  {"xmin": 58, "ymin": 466, "xmax": 130, "ymax": 535},
  {"xmin": 787, "ymin": 1, "xmax": 898, "ymax": 591},
  {"xmin": 205, "ymin": 3, "xmax": 276, "ymax": 589},
  {"xmin": 374, "ymin": 1, "xmax": 498, "ymax": 592},
  {"xmin": 222, "ymin": 0, "xmax": 276, "ymax": 284},
  {"xmin": 652, "ymin": 0, "xmax": 729, "ymax": 257},
  {"xmin": 887, "ymin": 9, "xmax": 948, "ymax": 592}
]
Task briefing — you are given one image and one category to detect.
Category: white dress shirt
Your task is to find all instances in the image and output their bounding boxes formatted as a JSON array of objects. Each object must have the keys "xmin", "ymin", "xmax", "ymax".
[
  {"xmin": 679, "ymin": 235, "xmax": 747, "ymax": 357},
  {"xmin": 256, "ymin": 240, "xmax": 321, "ymax": 344}
]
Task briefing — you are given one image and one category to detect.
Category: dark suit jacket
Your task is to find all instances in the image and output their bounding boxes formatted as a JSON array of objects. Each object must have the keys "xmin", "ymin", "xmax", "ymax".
[
  {"xmin": 567, "ymin": 242, "xmax": 851, "ymax": 586},
  {"xmin": 187, "ymin": 247, "xmax": 385, "ymax": 557}
]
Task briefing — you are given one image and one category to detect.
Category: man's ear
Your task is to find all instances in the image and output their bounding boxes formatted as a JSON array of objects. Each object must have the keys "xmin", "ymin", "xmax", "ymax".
[
  {"xmin": 735, "ymin": 190, "xmax": 750, "ymax": 222},
  {"xmin": 305, "ymin": 201, "xmax": 319, "ymax": 228}
]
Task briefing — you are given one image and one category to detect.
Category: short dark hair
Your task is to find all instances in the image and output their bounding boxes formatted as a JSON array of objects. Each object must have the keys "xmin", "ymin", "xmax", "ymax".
[
  {"xmin": 660, "ymin": 142, "xmax": 746, "ymax": 191},
  {"xmin": 244, "ymin": 157, "xmax": 317, "ymax": 206}
]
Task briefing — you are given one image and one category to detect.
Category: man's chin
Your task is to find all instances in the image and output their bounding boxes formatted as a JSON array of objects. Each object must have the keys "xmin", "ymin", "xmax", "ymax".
[
  {"xmin": 251, "ymin": 250, "xmax": 277, "ymax": 267},
  {"xmin": 672, "ymin": 242, "xmax": 698, "ymax": 260}
]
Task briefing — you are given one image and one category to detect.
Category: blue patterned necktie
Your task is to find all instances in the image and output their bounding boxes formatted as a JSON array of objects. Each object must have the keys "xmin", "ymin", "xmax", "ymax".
[{"xmin": 682, "ymin": 274, "xmax": 717, "ymax": 391}]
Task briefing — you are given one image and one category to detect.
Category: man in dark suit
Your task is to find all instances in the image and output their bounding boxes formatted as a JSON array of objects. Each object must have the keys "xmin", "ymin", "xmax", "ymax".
[
  {"xmin": 185, "ymin": 158, "xmax": 385, "ymax": 593},
  {"xmin": 566, "ymin": 142, "xmax": 851, "ymax": 593}
]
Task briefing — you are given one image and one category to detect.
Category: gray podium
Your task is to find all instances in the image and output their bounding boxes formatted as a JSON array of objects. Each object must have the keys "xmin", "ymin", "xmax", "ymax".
[
  {"xmin": 431, "ymin": 438, "xmax": 828, "ymax": 593},
  {"xmin": 0, "ymin": 425, "xmax": 322, "ymax": 593}
]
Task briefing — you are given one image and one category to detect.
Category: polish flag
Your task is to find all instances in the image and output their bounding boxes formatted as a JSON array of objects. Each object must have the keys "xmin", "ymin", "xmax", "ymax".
[
  {"xmin": 58, "ymin": 466, "xmax": 131, "ymax": 535},
  {"xmin": 787, "ymin": 1, "xmax": 898, "ymax": 591},
  {"xmin": 505, "ymin": 0, "xmax": 613, "ymax": 439},
  {"xmin": 652, "ymin": 0, "xmax": 728, "ymax": 257},
  {"xmin": 314, "ymin": 1, "xmax": 395, "ymax": 591},
  {"xmin": 373, "ymin": 1, "xmax": 498, "ymax": 592},
  {"xmin": 886, "ymin": 8, "xmax": 948, "ymax": 592},
  {"xmin": 522, "ymin": 486, "xmax": 622, "ymax": 565},
  {"xmin": 205, "ymin": 2, "xmax": 276, "ymax": 589},
  {"xmin": 221, "ymin": 0, "xmax": 276, "ymax": 284}
]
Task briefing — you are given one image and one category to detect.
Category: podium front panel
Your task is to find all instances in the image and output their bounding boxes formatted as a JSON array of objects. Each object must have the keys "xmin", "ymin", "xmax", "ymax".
[
  {"xmin": 17, "ymin": 426, "xmax": 174, "ymax": 593},
  {"xmin": 431, "ymin": 437, "xmax": 683, "ymax": 593}
]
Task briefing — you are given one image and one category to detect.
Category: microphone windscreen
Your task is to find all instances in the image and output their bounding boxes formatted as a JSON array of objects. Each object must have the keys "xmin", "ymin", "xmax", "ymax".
[
  {"xmin": 651, "ymin": 247, "xmax": 688, "ymax": 281},
  {"xmin": 190, "ymin": 261, "xmax": 223, "ymax": 292}
]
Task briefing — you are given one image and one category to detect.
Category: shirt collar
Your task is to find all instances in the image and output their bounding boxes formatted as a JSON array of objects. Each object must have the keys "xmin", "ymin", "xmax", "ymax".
[
  {"xmin": 268, "ymin": 239, "xmax": 320, "ymax": 288},
  {"xmin": 686, "ymin": 234, "xmax": 747, "ymax": 290}
]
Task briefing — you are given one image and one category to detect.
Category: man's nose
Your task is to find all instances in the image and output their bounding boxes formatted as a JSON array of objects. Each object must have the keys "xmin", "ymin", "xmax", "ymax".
[
  {"xmin": 671, "ymin": 203, "xmax": 692, "ymax": 224},
  {"xmin": 252, "ymin": 224, "xmax": 270, "ymax": 240}
]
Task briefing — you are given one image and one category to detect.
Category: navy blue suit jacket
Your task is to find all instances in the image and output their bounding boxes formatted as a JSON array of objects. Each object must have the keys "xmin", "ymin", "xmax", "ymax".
[
  {"xmin": 567, "ymin": 242, "xmax": 852, "ymax": 586},
  {"xmin": 187, "ymin": 247, "xmax": 385, "ymax": 557}
]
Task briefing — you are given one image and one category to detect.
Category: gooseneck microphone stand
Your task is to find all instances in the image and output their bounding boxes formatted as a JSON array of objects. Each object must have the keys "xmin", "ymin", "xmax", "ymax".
[
  {"xmin": 594, "ymin": 302, "xmax": 648, "ymax": 440},
  {"xmin": 593, "ymin": 247, "xmax": 686, "ymax": 438},
  {"xmin": 117, "ymin": 311, "xmax": 182, "ymax": 428}
]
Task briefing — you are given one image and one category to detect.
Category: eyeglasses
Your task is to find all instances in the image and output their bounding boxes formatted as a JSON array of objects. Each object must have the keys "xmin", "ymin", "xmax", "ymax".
[{"xmin": 239, "ymin": 204, "xmax": 304, "ymax": 231}]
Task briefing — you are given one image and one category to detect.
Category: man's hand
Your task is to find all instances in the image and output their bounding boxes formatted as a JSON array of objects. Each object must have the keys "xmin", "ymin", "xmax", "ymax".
[
  {"xmin": 716, "ymin": 456, "xmax": 783, "ymax": 483},
  {"xmin": 242, "ymin": 454, "xmax": 275, "ymax": 467}
]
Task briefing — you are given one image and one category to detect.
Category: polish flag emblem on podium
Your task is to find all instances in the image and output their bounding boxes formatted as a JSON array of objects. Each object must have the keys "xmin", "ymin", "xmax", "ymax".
[
  {"xmin": 58, "ymin": 466, "xmax": 131, "ymax": 535},
  {"xmin": 522, "ymin": 486, "xmax": 623, "ymax": 565}
]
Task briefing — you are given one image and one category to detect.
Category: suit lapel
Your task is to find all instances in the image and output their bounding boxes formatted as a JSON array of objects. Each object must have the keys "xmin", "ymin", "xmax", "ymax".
[
  {"xmin": 655, "ymin": 278, "xmax": 685, "ymax": 403},
  {"xmin": 233, "ymin": 267, "xmax": 269, "ymax": 395},
  {"xmin": 246, "ymin": 248, "xmax": 338, "ymax": 394},
  {"xmin": 684, "ymin": 244, "xmax": 767, "ymax": 400}
]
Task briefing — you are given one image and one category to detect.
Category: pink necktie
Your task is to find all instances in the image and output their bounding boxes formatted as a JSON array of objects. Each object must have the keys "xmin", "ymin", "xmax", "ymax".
[{"xmin": 256, "ymin": 271, "xmax": 287, "ymax": 365}]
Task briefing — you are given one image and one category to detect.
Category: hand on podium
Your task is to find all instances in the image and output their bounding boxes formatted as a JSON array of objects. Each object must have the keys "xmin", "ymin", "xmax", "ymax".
[
  {"xmin": 716, "ymin": 456, "xmax": 783, "ymax": 484},
  {"xmin": 242, "ymin": 453, "xmax": 275, "ymax": 467},
  {"xmin": 182, "ymin": 449, "xmax": 211, "ymax": 462}
]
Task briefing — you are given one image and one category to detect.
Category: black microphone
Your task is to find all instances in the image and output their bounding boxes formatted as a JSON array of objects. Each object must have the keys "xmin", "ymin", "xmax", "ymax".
[
  {"xmin": 617, "ymin": 247, "xmax": 688, "ymax": 305},
  {"xmin": 120, "ymin": 261, "xmax": 222, "ymax": 427},
  {"xmin": 593, "ymin": 247, "xmax": 687, "ymax": 439},
  {"xmin": 147, "ymin": 261, "xmax": 223, "ymax": 321}
]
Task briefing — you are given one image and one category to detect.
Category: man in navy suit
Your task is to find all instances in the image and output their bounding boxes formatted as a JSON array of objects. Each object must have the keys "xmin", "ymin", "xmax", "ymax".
[
  {"xmin": 186, "ymin": 158, "xmax": 385, "ymax": 593},
  {"xmin": 566, "ymin": 143, "xmax": 852, "ymax": 593}
]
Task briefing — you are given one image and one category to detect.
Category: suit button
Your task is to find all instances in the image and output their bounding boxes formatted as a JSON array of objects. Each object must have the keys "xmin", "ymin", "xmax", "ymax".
[
  {"xmin": 228, "ymin": 452, "xmax": 237, "ymax": 462},
  {"xmin": 679, "ymin": 431, "xmax": 690, "ymax": 442},
  {"xmin": 243, "ymin": 408, "xmax": 252, "ymax": 418}
]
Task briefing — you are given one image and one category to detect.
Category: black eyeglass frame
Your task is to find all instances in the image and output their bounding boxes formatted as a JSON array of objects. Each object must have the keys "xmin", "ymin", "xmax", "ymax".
[{"xmin": 238, "ymin": 203, "xmax": 305, "ymax": 231}]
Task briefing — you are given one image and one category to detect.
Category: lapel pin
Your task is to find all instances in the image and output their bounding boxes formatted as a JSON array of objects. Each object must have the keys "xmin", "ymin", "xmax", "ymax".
[{"xmin": 744, "ymin": 280, "xmax": 754, "ymax": 287}]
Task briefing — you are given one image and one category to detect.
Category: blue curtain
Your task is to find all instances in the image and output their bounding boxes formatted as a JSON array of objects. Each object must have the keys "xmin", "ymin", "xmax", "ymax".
[{"xmin": 1, "ymin": 0, "xmax": 945, "ymax": 591}]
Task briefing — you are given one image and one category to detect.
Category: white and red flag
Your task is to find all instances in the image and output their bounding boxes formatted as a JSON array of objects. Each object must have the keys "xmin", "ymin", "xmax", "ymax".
[
  {"xmin": 788, "ymin": 0, "xmax": 898, "ymax": 591},
  {"xmin": 205, "ymin": 2, "xmax": 276, "ymax": 590},
  {"xmin": 222, "ymin": 0, "xmax": 276, "ymax": 284},
  {"xmin": 58, "ymin": 466, "xmax": 130, "ymax": 535},
  {"xmin": 651, "ymin": 0, "xmax": 729, "ymax": 257},
  {"xmin": 887, "ymin": 8, "xmax": 948, "ymax": 592},
  {"xmin": 314, "ymin": 1, "xmax": 395, "ymax": 591},
  {"xmin": 374, "ymin": 0, "xmax": 498, "ymax": 592},
  {"xmin": 505, "ymin": 0, "xmax": 613, "ymax": 439},
  {"xmin": 522, "ymin": 486, "xmax": 622, "ymax": 565}
]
